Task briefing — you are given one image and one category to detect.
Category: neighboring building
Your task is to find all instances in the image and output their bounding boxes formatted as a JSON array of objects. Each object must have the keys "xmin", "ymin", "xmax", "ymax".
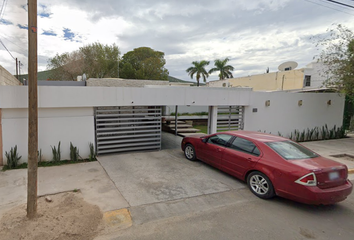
[
  {"xmin": 86, "ymin": 78, "xmax": 192, "ymax": 87},
  {"xmin": 207, "ymin": 62, "xmax": 329, "ymax": 91},
  {"xmin": 0, "ymin": 65, "xmax": 22, "ymax": 86}
]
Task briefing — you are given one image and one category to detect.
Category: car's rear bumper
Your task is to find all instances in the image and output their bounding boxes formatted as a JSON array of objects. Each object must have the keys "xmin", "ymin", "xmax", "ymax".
[{"xmin": 279, "ymin": 180, "xmax": 353, "ymax": 205}]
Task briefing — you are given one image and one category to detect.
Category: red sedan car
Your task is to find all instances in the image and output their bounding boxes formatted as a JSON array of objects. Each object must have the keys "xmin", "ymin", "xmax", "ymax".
[{"xmin": 181, "ymin": 130, "xmax": 352, "ymax": 205}]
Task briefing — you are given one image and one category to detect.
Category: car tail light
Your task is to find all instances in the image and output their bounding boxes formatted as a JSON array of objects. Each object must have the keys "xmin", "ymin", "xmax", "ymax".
[{"xmin": 295, "ymin": 172, "xmax": 317, "ymax": 186}]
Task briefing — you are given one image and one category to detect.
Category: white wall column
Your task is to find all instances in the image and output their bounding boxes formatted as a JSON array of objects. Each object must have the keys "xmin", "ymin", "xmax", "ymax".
[{"xmin": 208, "ymin": 106, "xmax": 218, "ymax": 134}]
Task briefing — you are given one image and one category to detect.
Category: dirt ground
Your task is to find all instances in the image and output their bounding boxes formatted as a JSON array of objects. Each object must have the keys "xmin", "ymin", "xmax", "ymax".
[{"xmin": 0, "ymin": 192, "xmax": 103, "ymax": 240}]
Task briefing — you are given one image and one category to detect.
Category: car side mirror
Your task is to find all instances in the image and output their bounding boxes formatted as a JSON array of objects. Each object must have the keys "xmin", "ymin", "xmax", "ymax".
[{"xmin": 201, "ymin": 138, "xmax": 207, "ymax": 143}]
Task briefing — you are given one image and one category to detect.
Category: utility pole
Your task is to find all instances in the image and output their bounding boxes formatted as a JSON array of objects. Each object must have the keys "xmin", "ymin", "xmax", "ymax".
[
  {"xmin": 19, "ymin": 61, "xmax": 21, "ymax": 83},
  {"xmin": 16, "ymin": 58, "xmax": 18, "ymax": 80},
  {"xmin": 27, "ymin": 0, "xmax": 38, "ymax": 219},
  {"xmin": 117, "ymin": 54, "xmax": 119, "ymax": 78}
]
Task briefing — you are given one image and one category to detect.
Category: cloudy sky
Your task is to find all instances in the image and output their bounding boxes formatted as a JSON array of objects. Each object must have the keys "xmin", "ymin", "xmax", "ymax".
[{"xmin": 0, "ymin": 0, "xmax": 354, "ymax": 82}]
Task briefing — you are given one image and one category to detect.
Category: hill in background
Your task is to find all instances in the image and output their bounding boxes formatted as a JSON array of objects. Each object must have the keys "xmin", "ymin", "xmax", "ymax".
[
  {"xmin": 168, "ymin": 76, "xmax": 204, "ymax": 86},
  {"xmin": 18, "ymin": 69, "xmax": 52, "ymax": 81}
]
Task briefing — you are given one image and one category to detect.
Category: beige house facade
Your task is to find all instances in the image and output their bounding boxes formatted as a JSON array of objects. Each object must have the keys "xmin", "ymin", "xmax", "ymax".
[{"xmin": 207, "ymin": 62, "xmax": 327, "ymax": 91}]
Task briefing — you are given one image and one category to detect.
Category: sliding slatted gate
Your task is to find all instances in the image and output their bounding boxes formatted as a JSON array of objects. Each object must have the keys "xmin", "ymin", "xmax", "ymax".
[
  {"xmin": 95, "ymin": 106, "xmax": 162, "ymax": 155},
  {"xmin": 217, "ymin": 106, "xmax": 244, "ymax": 132}
]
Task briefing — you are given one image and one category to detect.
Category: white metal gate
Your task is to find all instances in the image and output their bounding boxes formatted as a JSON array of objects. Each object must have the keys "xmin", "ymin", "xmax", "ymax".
[
  {"xmin": 95, "ymin": 106, "xmax": 161, "ymax": 155},
  {"xmin": 217, "ymin": 106, "xmax": 244, "ymax": 131}
]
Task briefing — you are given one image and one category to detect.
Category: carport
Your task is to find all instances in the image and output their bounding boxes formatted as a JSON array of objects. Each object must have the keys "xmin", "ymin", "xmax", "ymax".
[{"xmin": 93, "ymin": 86, "xmax": 252, "ymax": 155}]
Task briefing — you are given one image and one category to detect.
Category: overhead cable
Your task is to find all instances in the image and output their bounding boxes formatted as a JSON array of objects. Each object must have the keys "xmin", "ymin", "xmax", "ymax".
[
  {"xmin": 324, "ymin": 0, "xmax": 354, "ymax": 9},
  {"xmin": 0, "ymin": 38, "xmax": 16, "ymax": 60}
]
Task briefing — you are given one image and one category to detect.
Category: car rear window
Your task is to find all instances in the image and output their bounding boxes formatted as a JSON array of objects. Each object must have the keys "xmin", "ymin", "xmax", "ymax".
[{"xmin": 266, "ymin": 141, "xmax": 318, "ymax": 160}]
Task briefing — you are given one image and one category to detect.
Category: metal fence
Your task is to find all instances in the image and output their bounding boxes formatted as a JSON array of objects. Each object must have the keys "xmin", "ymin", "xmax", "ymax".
[{"xmin": 95, "ymin": 106, "xmax": 161, "ymax": 155}]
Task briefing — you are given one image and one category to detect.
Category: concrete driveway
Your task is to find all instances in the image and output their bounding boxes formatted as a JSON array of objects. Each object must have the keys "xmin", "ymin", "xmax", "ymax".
[{"xmin": 97, "ymin": 149, "xmax": 245, "ymax": 207}]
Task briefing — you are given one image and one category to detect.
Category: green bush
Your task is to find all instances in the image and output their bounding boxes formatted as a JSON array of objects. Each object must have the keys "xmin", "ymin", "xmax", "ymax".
[
  {"xmin": 51, "ymin": 141, "xmax": 61, "ymax": 162},
  {"xmin": 89, "ymin": 142, "xmax": 96, "ymax": 161},
  {"xmin": 70, "ymin": 142, "xmax": 80, "ymax": 161},
  {"xmin": 5, "ymin": 145, "xmax": 22, "ymax": 169},
  {"xmin": 37, "ymin": 149, "xmax": 42, "ymax": 163}
]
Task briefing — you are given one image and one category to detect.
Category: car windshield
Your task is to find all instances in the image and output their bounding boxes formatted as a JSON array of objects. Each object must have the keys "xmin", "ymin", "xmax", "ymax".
[{"xmin": 266, "ymin": 141, "xmax": 318, "ymax": 160}]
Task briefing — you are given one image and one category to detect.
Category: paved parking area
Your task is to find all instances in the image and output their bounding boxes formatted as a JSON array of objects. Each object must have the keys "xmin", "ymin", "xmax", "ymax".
[{"xmin": 98, "ymin": 149, "xmax": 245, "ymax": 207}]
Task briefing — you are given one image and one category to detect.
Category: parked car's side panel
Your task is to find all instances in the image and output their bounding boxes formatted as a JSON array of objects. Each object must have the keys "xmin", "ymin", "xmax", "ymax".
[{"xmin": 181, "ymin": 131, "xmax": 353, "ymax": 205}]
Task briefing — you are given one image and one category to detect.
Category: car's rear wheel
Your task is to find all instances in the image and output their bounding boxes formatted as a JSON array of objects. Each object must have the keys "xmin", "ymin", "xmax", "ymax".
[
  {"xmin": 184, "ymin": 144, "xmax": 196, "ymax": 161},
  {"xmin": 247, "ymin": 171, "xmax": 275, "ymax": 199}
]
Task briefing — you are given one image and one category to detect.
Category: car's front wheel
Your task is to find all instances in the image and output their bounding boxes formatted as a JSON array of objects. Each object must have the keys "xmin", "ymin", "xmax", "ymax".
[
  {"xmin": 184, "ymin": 144, "xmax": 196, "ymax": 161},
  {"xmin": 247, "ymin": 171, "xmax": 275, "ymax": 199}
]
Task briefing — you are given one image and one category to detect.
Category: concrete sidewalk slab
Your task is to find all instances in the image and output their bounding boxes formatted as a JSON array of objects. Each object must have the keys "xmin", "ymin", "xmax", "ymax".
[
  {"xmin": 97, "ymin": 149, "xmax": 245, "ymax": 207},
  {"xmin": 0, "ymin": 162, "xmax": 129, "ymax": 218}
]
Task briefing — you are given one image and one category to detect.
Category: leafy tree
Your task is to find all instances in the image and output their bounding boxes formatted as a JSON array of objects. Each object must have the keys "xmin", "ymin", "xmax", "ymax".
[
  {"xmin": 186, "ymin": 60, "xmax": 210, "ymax": 86},
  {"xmin": 315, "ymin": 24, "xmax": 354, "ymax": 130},
  {"xmin": 47, "ymin": 50, "xmax": 84, "ymax": 80},
  {"xmin": 208, "ymin": 58, "xmax": 234, "ymax": 80},
  {"xmin": 315, "ymin": 24, "xmax": 354, "ymax": 96},
  {"xmin": 119, "ymin": 47, "xmax": 169, "ymax": 80},
  {"xmin": 47, "ymin": 42, "xmax": 119, "ymax": 80},
  {"xmin": 80, "ymin": 42, "xmax": 119, "ymax": 78}
]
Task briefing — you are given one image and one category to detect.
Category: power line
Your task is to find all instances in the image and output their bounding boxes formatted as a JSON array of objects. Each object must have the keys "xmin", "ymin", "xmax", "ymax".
[
  {"xmin": 324, "ymin": 0, "xmax": 354, "ymax": 9},
  {"xmin": 304, "ymin": 0, "xmax": 354, "ymax": 16},
  {"xmin": 320, "ymin": 0, "xmax": 354, "ymax": 10},
  {"xmin": 0, "ymin": 38, "xmax": 15, "ymax": 60},
  {"xmin": 0, "ymin": 34, "xmax": 28, "ymax": 53},
  {"xmin": 0, "ymin": 0, "xmax": 8, "ymax": 20}
]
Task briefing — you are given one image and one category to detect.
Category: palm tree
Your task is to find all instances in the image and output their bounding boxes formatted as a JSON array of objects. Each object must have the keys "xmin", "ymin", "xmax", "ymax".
[
  {"xmin": 186, "ymin": 60, "xmax": 210, "ymax": 86},
  {"xmin": 208, "ymin": 58, "xmax": 234, "ymax": 80}
]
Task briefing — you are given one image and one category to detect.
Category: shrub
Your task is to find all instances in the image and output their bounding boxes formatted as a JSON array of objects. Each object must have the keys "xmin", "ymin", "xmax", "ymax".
[
  {"xmin": 37, "ymin": 149, "xmax": 42, "ymax": 163},
  {"xmin": 51, "ymin": 141, "xmax": 61, "ymax": 162},
  {"xmin": 5, "ymin": 145, "xmax": 22, "ymax": 169},
  {"xmin": 70, "ymin": 142, "xmax": 80, "ymax": 161},
  {"xmin": 89, "ymin": 142, "xmax": 96, "ymax": 161}
]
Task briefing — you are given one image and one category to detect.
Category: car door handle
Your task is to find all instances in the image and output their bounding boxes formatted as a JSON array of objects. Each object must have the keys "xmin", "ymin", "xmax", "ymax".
[
  {"xmin": 217, "ymin": 148, "xmax": 222, "ymax": 152},
  {"xmin": 247, "ymin": 158, "xmax": 253, "ymax": 162}
]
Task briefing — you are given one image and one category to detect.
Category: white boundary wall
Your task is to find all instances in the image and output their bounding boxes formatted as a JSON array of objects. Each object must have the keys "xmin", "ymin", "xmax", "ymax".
[
  {"xmin": 1, "ymin": 108, "xmax": 94, "ymax": 162},
  {"xmin": 244, "ymin": 92, "xmax": 344, "ymax": 137},
  {"xmin": 0, "ymin": 85, "xmax": 345, "ymax": 162}
]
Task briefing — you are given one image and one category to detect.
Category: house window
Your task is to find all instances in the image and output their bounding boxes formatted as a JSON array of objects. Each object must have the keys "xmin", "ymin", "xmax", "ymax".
[{"xmin": 304, "ymin": 75, "xmax": 311, "ymax": 87}]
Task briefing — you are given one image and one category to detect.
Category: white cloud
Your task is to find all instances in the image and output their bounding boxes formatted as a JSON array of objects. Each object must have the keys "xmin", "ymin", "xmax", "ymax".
[{"xmin": 1, "ymin": 0, "xmax": 354, "ymax": 80}]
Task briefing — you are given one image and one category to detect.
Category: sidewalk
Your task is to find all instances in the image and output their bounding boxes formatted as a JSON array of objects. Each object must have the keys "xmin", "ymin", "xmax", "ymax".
[
  {"xmin": 301, "ymin": 134, "xmax": 354, "ymax": 175},
  {"xmin": 0, "ymin": 162, "xmax": 129, "ymax": 219}
]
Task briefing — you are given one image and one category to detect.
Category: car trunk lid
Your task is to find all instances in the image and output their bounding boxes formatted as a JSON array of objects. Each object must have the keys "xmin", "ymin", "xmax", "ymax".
[{"xmin": 290, "ymin": 156, "xmax": 348, "ymax": 189}]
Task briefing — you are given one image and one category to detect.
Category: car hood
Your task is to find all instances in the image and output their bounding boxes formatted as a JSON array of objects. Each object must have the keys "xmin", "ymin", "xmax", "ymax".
[{"xmin": 289, "ymin": 156, "xmax": 345, "ymax": 171}]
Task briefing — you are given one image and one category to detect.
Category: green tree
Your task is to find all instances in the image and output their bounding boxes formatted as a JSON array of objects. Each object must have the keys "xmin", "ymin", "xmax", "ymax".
[
  {"xmin": 208, "ymin": 58, "xmax": 234, "ymax": 80},
  {"xmin": 186, "ymin": 60, "xmax": 210, "ymax": 86},
  {"xmin": 315, "ymin": 24, "xmax": 354, "ymax": 96},
  {"xmin": 315, "ymin": 24, "xmax": 354, "ymax": 130},
  {"xmin": 120, "ymin": 47, "xmax": 169, "ymax": 80},
  {"xmin": 80, "ymin": 42, "xmax": 119, "ymax": 78},
  {"xmin": 47, "ymin": 42, "xmax": 120, "ymax": 80},
  {"xmin": 47, "ymin": 50, "xmax": 84, "ymax": 80}
]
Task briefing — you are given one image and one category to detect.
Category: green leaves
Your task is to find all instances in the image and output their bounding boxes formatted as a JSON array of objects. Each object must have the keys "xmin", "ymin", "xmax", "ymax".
[
  {"xmin": 47, "ymin": 42, "xmax": 120, "ymax": 80},
  {"xmin": 186, "ymin": 60, "xmax": 210, "ymax": 86},
  {"xmin": 208, "ymin": 58, "xmax": 234, "ymax": 80},
  {"xmin": 5, "ymin": 145, "xmax": 22, "ymax": 169},
  {"xmin": 120, "ymin": 47, "xmax": 169, "ymax": 80},
  {"xmin": 186, "ymin": 57, "xmax": 235, "ymax": 85},
  {"xmin": 315, "ymin": 24, "xmax": 354, "ymax": 98},
  {"xmin": 51, "ymin": 141, "xmax": 61, "ymax": 163}
]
